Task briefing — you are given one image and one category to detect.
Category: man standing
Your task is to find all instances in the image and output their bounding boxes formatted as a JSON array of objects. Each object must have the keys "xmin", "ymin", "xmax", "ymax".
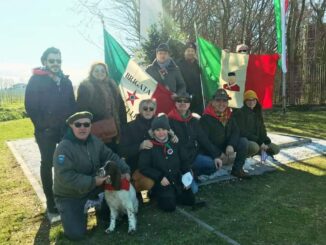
[
  {"xmin": 178, "ymin": 42, "xmax": 204, "ymax": 114},
  {"xmin": 25, "ymin": 47, "xmax": 76, "ymax": 222},
  {"xmin": 146, "ymin": 43, "xmax": 186, "ymax": 98}
]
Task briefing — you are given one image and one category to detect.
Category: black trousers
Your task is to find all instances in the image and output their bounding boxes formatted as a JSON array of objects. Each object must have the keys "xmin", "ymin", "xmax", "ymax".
[
  {"xmin": 155, "ymin": 185, "xmax": 195, "ymax": 212},
  {"xmin": 35, "ymin": 129, "xmax": 61, "ymax": 212}
]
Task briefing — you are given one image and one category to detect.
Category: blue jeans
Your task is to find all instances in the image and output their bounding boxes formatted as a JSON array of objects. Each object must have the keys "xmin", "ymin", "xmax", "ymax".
[
  {"xmin": 55, "ymin": 196, "xmax": 88, "ymax": 241},
  {"xmin": 192, "ymin": 154, "xmax": 216, "ymax": 176}
]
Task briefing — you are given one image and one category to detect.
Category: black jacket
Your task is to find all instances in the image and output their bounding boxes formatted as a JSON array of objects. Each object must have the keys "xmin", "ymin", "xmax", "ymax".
[
  {"xmin": 119, "ymin": 115, "xmax": 153, "ymax": 171},
  {"xmin": 145, "ymin": 59, "xmax": 186, "ymax": 94},
  {"xmin": 199, "ymin": 105, "xmax": 240, "ymax": 156},
  {"xmin": 177, "ymin": 59, "xmax": 204, "ymax": 114},
  {"xmin": 25, "ymin": 68, "xmax": 76, "ymax": 132},
  {"xmin": 138, "ymin": 138, "xmax": 191, "ymax": 192},
  {"xmin": 168, "ymin": 108, "xmax": 219, "ymax": 163},
  {"xmin": 234, "ymin": 105, "xmax": 271, "ymax": 145}
]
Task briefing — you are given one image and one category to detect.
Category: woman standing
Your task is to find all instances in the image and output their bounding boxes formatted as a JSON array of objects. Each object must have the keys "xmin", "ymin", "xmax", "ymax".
[{"xmin": 77, "ymin": 62, "xmax": 126, "ymax": 152}]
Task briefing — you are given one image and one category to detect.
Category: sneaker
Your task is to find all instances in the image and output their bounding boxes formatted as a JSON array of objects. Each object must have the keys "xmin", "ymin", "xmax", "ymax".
[
  {"xmin": 231, "ymin": 169, "xmax": 251, "ymax": 179},
  {"xmin": 46, "ymin": 210, "xmax": 61, "ymax": 224}
]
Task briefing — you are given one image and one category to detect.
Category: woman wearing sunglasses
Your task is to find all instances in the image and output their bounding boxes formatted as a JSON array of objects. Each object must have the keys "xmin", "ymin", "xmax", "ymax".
[
  {"xmin": 76, "ymin": 62, "xmax": 127, "ymax": 152},
  {"xmin": 53, "ymin": 111, "xmax": 130, "ymax": 241}
]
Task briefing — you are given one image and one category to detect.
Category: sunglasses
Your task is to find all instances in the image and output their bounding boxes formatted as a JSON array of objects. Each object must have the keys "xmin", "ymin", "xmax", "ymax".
[
  {"xmin": 143, "ymin": 106, "xmax": 155, "ymax": 112},
  {"xmin": 47, "ymin": 59, "xmax": 62, "ymax": 64},
  {"xmin": 74, "ymin": 122, "xmax": 91, "ymax": 128},
  {"xmin": 176, "ymin": 99, "xmax": 190, "ymax": 103},
  {"xmin": 238, "ymin": 50, "xmax": 247, "ymax": 53}
]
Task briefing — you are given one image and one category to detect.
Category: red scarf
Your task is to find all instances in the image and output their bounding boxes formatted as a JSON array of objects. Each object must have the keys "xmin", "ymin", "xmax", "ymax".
[
  {"xmin": 168, "ymin": 108, "xmax": 192, "ymax": 122},
  {"xmin": 203, "ymin": 104, "xmax": 232, "ymax": 126},
  {"xmin": 104, "ymin": 178, "xmax": 130, "ymax": 191}
]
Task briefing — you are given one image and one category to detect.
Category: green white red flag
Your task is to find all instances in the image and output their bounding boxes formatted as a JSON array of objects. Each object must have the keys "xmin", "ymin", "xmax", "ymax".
[
  {"xmin": 197, "ymin": 37, "xmax": 279, "ymax": 109},
  {"xmin": 104, "ymin": 29, "xmax": 174, "ymax": 121}
]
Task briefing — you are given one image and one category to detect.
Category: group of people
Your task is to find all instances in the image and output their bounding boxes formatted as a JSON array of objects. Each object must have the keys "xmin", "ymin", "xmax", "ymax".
[{"xmin": 25, "ymin": 43, "xmax": 279, "ymax": 241}]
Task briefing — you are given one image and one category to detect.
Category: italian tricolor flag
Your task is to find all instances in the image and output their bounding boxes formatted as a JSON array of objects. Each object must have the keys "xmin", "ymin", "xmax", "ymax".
[
  {"xmin": 104, "ymin": 29, "xmax": 174, "ymax": 121},
  {"xmin": 197, "ymin": 37, "xmax": 279, "ymax": 109},
  {"xmin": 274, "ymin": 0, "xmax": 289, "ymax": 73}
]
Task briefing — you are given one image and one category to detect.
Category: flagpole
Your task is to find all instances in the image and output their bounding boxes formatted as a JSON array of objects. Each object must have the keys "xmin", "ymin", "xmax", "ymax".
[
  {"xmin": 281, "ymin": 0, "xmax": 287, "ymax": 115},
  {"xmin": 194, "ymin": 22, "xmax": 207, "ymax": 110}
]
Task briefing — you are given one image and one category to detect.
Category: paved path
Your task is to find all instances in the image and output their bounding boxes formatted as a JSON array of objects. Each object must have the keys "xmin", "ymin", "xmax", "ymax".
[{"xmin": 6, "ymin": 133, "xmax": 325, "ymax": 207}]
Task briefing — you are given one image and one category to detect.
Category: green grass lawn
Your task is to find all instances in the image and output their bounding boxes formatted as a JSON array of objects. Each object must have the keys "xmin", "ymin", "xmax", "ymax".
[{"xmin": 0, "ymin": 109, "xmax": 325, "ymax": 244}]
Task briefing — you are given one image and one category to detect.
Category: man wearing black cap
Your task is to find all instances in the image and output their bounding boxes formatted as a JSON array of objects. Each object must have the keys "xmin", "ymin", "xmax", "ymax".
[
  {"xmin": 223, "ymin": 72, "xmax": 240, "ymax": 92},
  {"xmin": 25, "ymin": 47, "xmax": 76, "ymax": 222},
  {"xmin": 53, "ymin": 111, "xmax": 130, "ymax": 240},
  {"xmin": 177, "ymin": 42, "xmax": 204, "ymax": 114},
  {"xmin": 200, "ymin": 89, "xmax": 250, "ymax": 179},
  {"xmin": 146, "ymin": 43, "xmax": 186, "ymax": 98},
  {"xmin": 168, "ymin": 92, "xmax": 221, "ymax": 178}
]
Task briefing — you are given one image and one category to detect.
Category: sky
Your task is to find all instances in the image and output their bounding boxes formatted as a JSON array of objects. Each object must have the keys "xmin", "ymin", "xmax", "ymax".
[{"xmin": 0, "ymin": 0, "xmax": 114, "ymax": 85}]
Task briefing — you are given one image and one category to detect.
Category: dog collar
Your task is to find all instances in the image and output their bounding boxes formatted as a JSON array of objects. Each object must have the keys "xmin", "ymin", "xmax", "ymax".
[{"xmin": 104, "ymin": 178, "xmax": 130, "ymax": 191}]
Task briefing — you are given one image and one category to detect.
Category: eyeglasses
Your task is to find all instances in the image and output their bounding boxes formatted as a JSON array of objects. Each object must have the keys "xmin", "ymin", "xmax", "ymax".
[
  {"xmin": 47, "ymin": 59, "xmax": 62, "ymax": 64},
  {"xmin": 74, "ymin": 122, "xmax": 91, "ymax": 128},
  {"xmin": 238, "ymin": 50, "xmax": 247, "ymax": 53},
  {"xmin": 142, "ymin": 106, "xmax": 155, "ymax": 112},
  {"xmin": 176, "ymin": 99, "xmax": 190, "ymax": 103}
]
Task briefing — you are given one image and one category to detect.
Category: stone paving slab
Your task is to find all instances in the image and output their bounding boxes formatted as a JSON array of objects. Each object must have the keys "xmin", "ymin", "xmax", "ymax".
[{"xmin": 6, "ymin": 133, "xmax": 326, "ymax": 207}]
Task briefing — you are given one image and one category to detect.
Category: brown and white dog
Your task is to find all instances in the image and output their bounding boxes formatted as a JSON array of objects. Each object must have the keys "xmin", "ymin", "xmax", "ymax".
[{"xmin": 97, "ymin": 161, "xmax": 138, "ymax": 234}]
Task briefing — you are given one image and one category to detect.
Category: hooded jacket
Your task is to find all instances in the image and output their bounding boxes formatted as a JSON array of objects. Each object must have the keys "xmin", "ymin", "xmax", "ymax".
[
  {"xmin": 199, "ymin": 104, "xmax": 240, "ymax": 156},
  {"xmin": 25, "ymin": 68, "xmax": 76, "ymax": 132},
  {"xmin": 53, "ymin": 128, "xmax": 130, "ymax": 199},
  {"xmin": 168, "ymin": 108, "xmax": 219, "ymax": 163},
  {"xmin": 145, "ymin": 59, "xmax": 186, "ymax": 94}
]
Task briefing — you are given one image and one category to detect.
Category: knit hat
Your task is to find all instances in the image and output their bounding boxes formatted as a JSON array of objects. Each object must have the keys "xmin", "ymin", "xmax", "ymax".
[
  {"xmin": 213, "ymin": 88, "xmax": 231, "ymax": 100},
  {"xmin": 244, "ymin": 90, "xmax": 258, "ymax": 101},
  {"xmin": 236, "ymin": 44, "xmax": 249, "ymax": 53},
  {"xmin": 185, "ymin": 42, "xmax": 196, "ymax": 51},
  {"xmin": 66, "ymin": 111, "xmax": 93, "ymax": 124},
  {"xmin": 156, "ymin": 43, "xmax": 169, "ymax": 52},
  {"xmin": 151, "ymin": 114, "xmax": 170, "ymax": 131}
]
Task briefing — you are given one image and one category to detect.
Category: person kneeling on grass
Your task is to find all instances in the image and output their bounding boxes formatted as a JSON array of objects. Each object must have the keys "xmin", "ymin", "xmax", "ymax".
[
  {"xmin": 138, "ymin": 114, "xmax": 204, "ymax": 212},
  {"xmin": 235, "ymin": 90, "xmax": 280, "ymax": 158},
  {"xmin": 53, "ymin": 111, "xmax": 130, "ymax": 241}
]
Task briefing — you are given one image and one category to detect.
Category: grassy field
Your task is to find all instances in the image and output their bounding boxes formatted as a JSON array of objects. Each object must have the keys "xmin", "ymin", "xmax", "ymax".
[
  {"xmin": 0, "ymin": 109, "xmax": 325, "ymax": 244},
  {"xmin": 0, "ymin": 102, "xmax": 27, "ymax": 122}
]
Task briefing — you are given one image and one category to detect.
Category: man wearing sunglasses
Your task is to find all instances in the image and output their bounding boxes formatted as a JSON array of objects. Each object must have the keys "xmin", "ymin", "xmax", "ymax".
[
  {"xmin": 53, "ymin": 111, "xmax": 130, "ymax": 241},
  {"xmin": 168, "ymin": 92, "xmax": 221, "ymax": 181},
  {"xmin": 236, "ymin": 43, "xmax": 249, "ymax": 54},
  {"xmin": 25, "ymin": 47, "xmax": 76, "ymax": 223}
]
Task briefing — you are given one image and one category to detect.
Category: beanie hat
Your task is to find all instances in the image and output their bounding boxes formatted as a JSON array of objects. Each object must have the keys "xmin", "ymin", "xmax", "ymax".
[
  {"xmin": 156, "ymin": 43, "xmax": 169, "ymax": 52},
  {"xmin": 244, "ymin": 90, "xmax": 258, "ymax": 101},
  {"xmin": 151, "ymin": 114, "xmax": 170, "ymax": 131},
  {"xmin": 66, "ymin": 111, "xmax": 93, "ymax": 124},
  {"xmin": 174, "ymin": 92, "xmax": 192, "ymax": 102}
]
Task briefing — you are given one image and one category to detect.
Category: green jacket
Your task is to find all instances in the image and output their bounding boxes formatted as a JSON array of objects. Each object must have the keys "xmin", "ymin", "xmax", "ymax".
[
  {"xmin": 234, "ymin": 105, "xmax": 271, "ymax": 145},
  {"xmin": 53, "ymin": 129, "xmax": 130, "ymax": 198}
]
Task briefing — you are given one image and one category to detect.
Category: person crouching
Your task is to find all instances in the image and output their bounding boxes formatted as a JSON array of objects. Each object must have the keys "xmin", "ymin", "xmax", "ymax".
[{"xmin": 138, "ymin": 114, "xmax": 196, "ymax": 211}]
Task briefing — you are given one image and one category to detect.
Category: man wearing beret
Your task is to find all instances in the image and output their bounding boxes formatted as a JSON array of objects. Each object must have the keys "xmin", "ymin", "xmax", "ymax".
[
  {"xmin": 146, "ymin": 43, "xmax": 186, "ymax": 99},
  {"xmin": 53, "ymin": 111, "xmax": 130, "ymax": 241},
  {"xmin": 25, "ymin": 47, "xmax": 76, "ymax": 222},
  {"xmin": 177, "ymin": 42, "xmax": 204, "ymax": 114}
]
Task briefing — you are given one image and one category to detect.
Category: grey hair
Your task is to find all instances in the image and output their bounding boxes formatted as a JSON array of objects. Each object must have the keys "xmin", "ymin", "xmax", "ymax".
[{"xmin": 139, "ymin": 99, "xmax": 157, "ymax": 111}]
